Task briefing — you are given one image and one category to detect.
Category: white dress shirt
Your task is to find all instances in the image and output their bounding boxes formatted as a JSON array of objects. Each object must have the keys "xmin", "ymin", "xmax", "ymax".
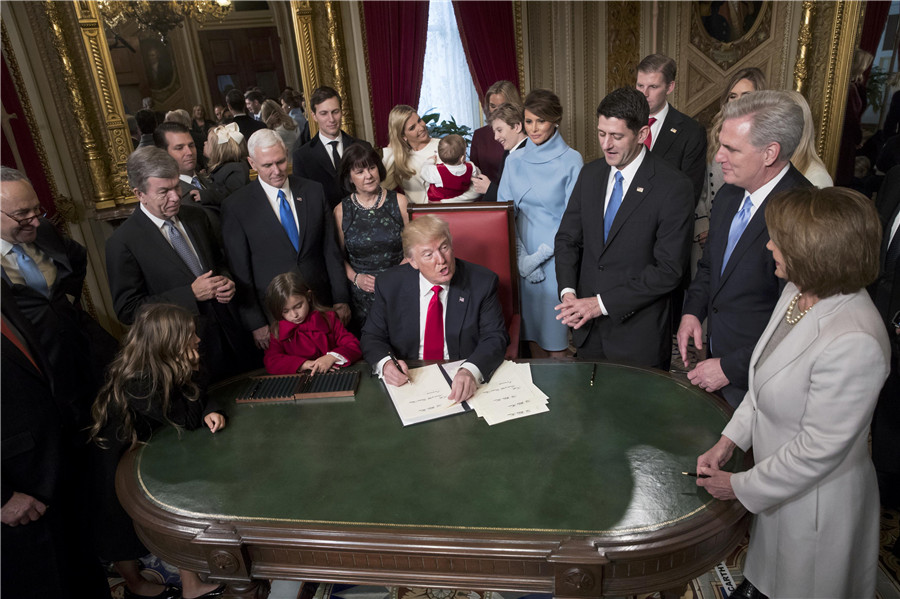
[
  {"xmin": 139, "ymin": 204, "xmax": 204, "ymax": 269},
  {"xmin": 648, "ymin": 102, "xmax": 670, "ymax": 151},
  {"xmin": 258, "ymin": 177, "xmax": 300, "ymax": 234},
  {"xmin": 319, "ymin": 131, "xmax": 343, "ymax": 168}
]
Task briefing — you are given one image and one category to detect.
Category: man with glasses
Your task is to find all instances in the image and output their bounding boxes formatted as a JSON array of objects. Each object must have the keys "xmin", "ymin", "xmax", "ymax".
[{"xmin": 1, "ymin": 166, "xmax": 117, "ymax": 429}]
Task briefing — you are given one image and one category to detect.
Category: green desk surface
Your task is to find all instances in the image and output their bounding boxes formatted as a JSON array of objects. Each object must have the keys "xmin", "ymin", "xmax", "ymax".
[{"xmin": 134, "ymin": 362, "xmax": 739, "ymax": 535}]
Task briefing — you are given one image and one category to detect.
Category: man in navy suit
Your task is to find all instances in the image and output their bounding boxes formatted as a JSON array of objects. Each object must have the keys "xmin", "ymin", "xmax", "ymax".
[
  {"xmin": 635, "ymin": 54, "xmax": 707, "ymax": 204},
  {"xmin": 554, "ymin": 87, "xmax": 694, "ymax": 369},
  {"xmin": 106, "ymin": 147, "xmax": 254, "ymax": 381},
  {"xmin": 678, "ymin": 90, "xmax": 812, "ymax": 407},
  {"xmin": 361, "ymin": 215, "xmax": 508, "ymax": 403},
  {"xmin": 223, "ymin": 129, "xmax": 350, "ymax": 350},
  {"xmin": 291, "ymin": 86, "xmax": 373, "ymax": 209}
]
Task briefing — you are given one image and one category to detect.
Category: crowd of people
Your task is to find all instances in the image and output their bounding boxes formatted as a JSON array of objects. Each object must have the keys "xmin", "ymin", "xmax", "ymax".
[{"xmin": 2, "ymin": 53, "xmax": 899, "ymax": 599}]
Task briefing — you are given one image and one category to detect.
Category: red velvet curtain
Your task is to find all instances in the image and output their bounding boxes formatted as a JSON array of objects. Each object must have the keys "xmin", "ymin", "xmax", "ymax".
[
  {"xmin": 452, "ymin": 0, "xmax": 520, "ymax": 108},
  {"xmin": 859, "ymin": 1, "xmax": 891, "ymax": 56},
  {"xmin": 362, "ymin": 0, "xmax": 430, "ymax": 147},
  {"xmin": 1, "ymin": 54, "xmax": 57, "ymax": 219}
]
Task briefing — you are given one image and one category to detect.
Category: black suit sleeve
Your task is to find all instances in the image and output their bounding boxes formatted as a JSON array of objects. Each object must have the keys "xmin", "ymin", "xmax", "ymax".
[
  {"xmin": 222, "ymin": 196, "xmax": 269, "ymax": 332},
  {"xmin": 360, "ymin": 274, "xmax": 397, "ymax": 367},
  {"xmin": 319, "ymin": 190, "xmax": 350, "ymax": 305},
  {"xmin": 554, "ymin": 168, "xmax": 587, "ymax": 294},
  {"xmin": 680, "ymin": 124, "xmax": 707, "ymax": 205},
  {"xmin": 464, "ymin": 271, "xmax": 508, "ymax": 379},
  {"xmin": 105, "ymin": 233, "xmax": 198, "ymax": 325}
]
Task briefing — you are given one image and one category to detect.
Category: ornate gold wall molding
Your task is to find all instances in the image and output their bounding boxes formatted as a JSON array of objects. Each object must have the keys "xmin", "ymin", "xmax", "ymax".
[
  {"xmin": 290, "ymin": 0, "xmax": 355, "ymax": 138},
  {"xmin": 43, "ymin": 1, "xmax": 130, "ymax": 212},
  {"xmin": 805, "ymin": 0, "xmax": 863, "ymax": 173},
  {"xmin": 513, "ymin": 0, "xmax": 525, "ymax": 94},
  {"xmin": 793, "ymin": 1, "xmax": 814, "ymax": 95},
  {"xmin": 606, "ymin": 1, "xmax": 641, "ymax": 92}
]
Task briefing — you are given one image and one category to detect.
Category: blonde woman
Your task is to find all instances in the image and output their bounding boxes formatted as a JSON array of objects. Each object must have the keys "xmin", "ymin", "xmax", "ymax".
[
  {"xmin": 206, "ymin": 123, "xmax": 249, "ymax": 194},
  {"xmin": 382, "ymin": 104, "xmax": 480, "ymax": 204},
  {"xmin": 786, "ymin": 91, "xmax": 833, "ymax": 188}
]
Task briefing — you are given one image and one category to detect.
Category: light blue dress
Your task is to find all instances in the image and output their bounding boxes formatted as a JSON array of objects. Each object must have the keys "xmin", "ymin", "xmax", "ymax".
[{"xmin": 499, "ymin": 131, "xmax": 583, "ymax": 351}]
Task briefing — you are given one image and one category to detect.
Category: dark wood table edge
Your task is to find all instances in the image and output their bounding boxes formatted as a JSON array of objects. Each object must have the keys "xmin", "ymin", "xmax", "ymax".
[{"xmin": 117, "ymin": 359, "xmax": 751, "ymax": 598}]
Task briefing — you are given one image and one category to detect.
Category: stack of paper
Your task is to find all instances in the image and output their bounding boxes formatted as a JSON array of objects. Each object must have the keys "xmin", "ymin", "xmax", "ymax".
[
  {"xmin": 462, "ymin": 361, "xmax": 549, "ymax": 425},
  {"xmin": 384, "ymin": 364, "xmax": 465, "ymax": 426}
]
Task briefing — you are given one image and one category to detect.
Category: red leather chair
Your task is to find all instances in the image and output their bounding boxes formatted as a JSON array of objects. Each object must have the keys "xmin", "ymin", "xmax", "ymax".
[{"xmin": 409, "ymin": 202, "xmax": 520, "ymax": 358}]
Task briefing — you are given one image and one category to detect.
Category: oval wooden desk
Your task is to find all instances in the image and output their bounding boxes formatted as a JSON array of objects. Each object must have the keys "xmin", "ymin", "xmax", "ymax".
[{"xmin": 117, "ymin": 361, "xmax": 749, "ymax": 599}]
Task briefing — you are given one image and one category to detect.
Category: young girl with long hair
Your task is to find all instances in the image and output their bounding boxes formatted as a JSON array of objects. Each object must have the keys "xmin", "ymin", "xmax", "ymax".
[
  {"xmin": 264, "ymin": 272, "xmax": 362, "ymax": 375},
  {"xmin": 89, "ymin": 303, "xmax": 226, "ymax": 599}
]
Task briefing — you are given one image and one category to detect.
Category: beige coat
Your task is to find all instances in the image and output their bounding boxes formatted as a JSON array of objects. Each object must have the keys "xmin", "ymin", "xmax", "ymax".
[{"xmin": 723, "ymin": 283, "xmax": 890, "ymax": 598}]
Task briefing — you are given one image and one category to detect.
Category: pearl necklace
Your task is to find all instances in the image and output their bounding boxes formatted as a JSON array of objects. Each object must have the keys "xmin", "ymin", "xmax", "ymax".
[
  {"xmin": 352, "ymin": 187, "xmax": 384, "ymax": 210},
  {"xmin": 785, "ymin": 292, "xmax": 813, "ymax": 325}
]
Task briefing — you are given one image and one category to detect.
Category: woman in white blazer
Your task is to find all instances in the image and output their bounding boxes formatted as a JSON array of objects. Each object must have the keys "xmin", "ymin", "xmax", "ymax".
[{"xmin": 695, "ymin": 186, "xmax": 890, "ymax": 599}]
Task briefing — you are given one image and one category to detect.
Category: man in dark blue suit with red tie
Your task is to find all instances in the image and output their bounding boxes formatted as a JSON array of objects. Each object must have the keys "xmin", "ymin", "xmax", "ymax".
[{"xmin": 678, "ymin": 90, "xmax": 812, "ymax": 407}]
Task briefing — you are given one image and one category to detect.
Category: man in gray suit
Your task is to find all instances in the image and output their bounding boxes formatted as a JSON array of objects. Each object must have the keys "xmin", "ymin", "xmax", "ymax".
[{"xmin": 678, "ymin": 90, "xmax": 812, "ymax": 407}]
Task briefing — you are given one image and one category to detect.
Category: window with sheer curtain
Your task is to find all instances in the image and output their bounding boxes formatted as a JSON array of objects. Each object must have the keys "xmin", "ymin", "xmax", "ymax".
[{"xmin": 417, "ymin": 0, "xmax": 482, "ymax": 135}]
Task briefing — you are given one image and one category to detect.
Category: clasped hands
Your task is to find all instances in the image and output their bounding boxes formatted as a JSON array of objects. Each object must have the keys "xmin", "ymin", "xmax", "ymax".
[
  {"xmin": 191, "ymin": 271, "xmax": 235, "ymax": 303},
  {"xmin": 383, "ymin": 358, "xmax": 477, "ymax": 403},
  {"xmin": 555, "ymin": 293, "xmax": 601, "ymax": 329}
]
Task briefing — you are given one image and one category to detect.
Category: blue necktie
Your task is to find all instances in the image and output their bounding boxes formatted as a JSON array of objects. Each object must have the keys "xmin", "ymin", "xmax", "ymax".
[
  {"xmin": 164, "ymin": 221, "xmax": 204, "ymax": 277},
  {"xmin": 722, "ymin": 194, "xmax": 753, "ymax": 273},
  {"xmin": 11, "ymin": 245, "xmax": 50, "ymax": 296},
  {"xmin": 279, "ymin": 190, "xmax": 300, "ymax": 252},
  {"xmin": 604, "ymin": 171, "xmax": 624, "ymax": 242},
  {"xmin": 191, "ymin": 176, "xmax": 204, "ymax": 190}
]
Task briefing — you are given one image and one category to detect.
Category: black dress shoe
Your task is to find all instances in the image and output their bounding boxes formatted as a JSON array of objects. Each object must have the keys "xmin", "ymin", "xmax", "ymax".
[
  {"xmin": 184, "ymin": 583, "xmax": 226, "ymax": 599},
  {"xmin": 123, "ymin": 584, "xmax": 182, "ymax": 599},
  {"xmin": 731, "ymin": 578, "xmax": 768, "ymax": 599}
]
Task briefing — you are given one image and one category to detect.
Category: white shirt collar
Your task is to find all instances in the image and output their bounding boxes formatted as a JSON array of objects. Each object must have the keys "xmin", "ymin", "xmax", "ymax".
[
  {"xmin": 140, "ymin": 204, "xmax": 177, "ymax": 229},
  {"xmin": 258, "ymin": 177, "xmax": 291, "ymax": 201},
  {"xmin": 179, "ymin": 174, "xmax": 195, "ymax": 185},
  {"xmin": 0, "ymin": 238, "xmax": 18, "ymax": 258},
  {"xmin": 747, "ymin": 163, "xmax": 791, "ymax": 208},
  {"xmin": 319, "ymin": 131, "xmax": 341, "ymax": 145},
  {"xmin": 651, "ymin": 101, "xmax": 670, "ymax": 121},
  {"xmin": 418, "ymin": 273, "xmax": 447, "ymax": 297}
]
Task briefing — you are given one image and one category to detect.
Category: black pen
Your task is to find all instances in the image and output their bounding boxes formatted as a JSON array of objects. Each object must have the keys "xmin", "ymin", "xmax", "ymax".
[
  {"xmin": 388, "ymin": 352, "xmax": 412, "ymax": 385},
  {"xmin": 590, "ymin": 364, "xmax": 596, "ymax": 387},
  {"xmin": 682, "ymin": 471, "xmax": 710, "ymax": 478}
]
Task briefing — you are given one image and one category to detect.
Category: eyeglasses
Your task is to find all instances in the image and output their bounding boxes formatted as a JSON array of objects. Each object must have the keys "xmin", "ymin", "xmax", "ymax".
[{"xmin": 1, "ymin": 209, "xmax": 46, "ymax": 226}]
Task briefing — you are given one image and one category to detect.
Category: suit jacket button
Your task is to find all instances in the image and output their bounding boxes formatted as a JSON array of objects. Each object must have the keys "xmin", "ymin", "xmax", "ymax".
[
  {"xmin": 598, "ymin": 265, "xmax": 605, "ymax": 271},
  {"xmin": 712, "ymin": 307, "xmax": 718, "ymax": 313}
]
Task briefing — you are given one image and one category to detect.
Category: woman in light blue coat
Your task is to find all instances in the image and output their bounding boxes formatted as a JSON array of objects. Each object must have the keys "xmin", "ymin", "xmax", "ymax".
[{"xmin": 499, "ymin": 89, "xmax": 583, "ymax": 357}]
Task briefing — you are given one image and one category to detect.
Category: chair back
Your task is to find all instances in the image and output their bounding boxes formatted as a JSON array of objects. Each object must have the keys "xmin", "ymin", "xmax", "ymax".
[{"xmin": 409, "ymin": 202, "xmax": 520, "ymax": 357}]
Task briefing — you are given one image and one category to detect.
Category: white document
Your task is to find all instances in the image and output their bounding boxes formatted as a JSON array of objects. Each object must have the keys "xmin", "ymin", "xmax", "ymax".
[
  {"xmin": 467, "ymin": 361, "xmax": 550, "ymax": 425},
  {"xmin": 384, "ymin": 364, "xmax": 465, "ymax": 426}
]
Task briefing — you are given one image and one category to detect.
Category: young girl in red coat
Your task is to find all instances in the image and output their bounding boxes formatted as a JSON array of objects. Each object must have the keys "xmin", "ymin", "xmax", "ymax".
[{"xmin": 264, "ymin": 272, "xmax": 362, "ymax": 374}]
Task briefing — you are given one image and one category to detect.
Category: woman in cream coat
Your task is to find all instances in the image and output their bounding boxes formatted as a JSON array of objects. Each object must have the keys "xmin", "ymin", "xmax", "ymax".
[
  {"xmin": 696, "ymin": 187, "xmax": 890, "ymax": 599},
  {"xmin": 382, "ymin": 105, "xmax": 480, "ymax": 204}
]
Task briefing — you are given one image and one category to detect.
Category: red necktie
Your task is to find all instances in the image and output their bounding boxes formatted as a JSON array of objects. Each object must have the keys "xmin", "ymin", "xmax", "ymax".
[
  {"xmin": 644, "ymin": 116, "xmax": 657, "ymax": 149},
  {"xmin": 423, "ymin": 285, "xmax": 444, "ymax": 360}
]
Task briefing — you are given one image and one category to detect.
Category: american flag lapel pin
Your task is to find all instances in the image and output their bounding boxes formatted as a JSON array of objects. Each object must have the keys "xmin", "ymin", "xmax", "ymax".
[
  {"xmin": 459, "ymin": 296, "xmax": 465, "ymax": 303},
  {"xmin": 636, "ymin": 187, "xmax": 644, "ymax": 193},
  {"xmin": 670, "ymin": 128, "xmax": 677, "ymax": 133}
]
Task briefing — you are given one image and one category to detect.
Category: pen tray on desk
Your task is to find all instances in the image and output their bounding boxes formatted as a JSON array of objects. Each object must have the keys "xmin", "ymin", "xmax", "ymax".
[{"xmin": 235, "ymin": 370, "xmax": 360, "ymax": 404}]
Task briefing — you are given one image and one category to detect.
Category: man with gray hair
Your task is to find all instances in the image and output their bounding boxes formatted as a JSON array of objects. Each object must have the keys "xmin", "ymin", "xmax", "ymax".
[
  {"xmin": 106, "ymin": 146, "xmax": 253, "ymax": 380},
  {"xmin": 222, "ymin": 129, "xmax": 349, "ymax": 350},
  {"xmin": 677, "ymin": 90, "xmax": 813, "ymax": 407}
]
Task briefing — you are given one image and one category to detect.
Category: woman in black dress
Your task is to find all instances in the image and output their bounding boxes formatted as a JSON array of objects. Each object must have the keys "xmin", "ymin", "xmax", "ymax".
[
  {"xmin": 89, "ymin": 304, "xmax": 226, "ymax": 599},
  {"xmin": 334, "ymin": 144, "xmax": 409, "ymax": 334}
]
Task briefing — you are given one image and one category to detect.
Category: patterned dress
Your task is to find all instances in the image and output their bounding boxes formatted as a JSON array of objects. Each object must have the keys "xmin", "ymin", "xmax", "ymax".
[{"xmin": 341, "ymin": 189, "xmax": 405, "ymax": 332}]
